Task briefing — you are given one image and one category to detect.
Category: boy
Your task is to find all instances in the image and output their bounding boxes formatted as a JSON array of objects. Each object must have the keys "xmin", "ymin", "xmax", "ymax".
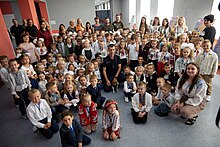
[
  {"xmin": 0, "ymin": 56, "xmax": 10, "ymax": 89},
  {"xmin": 154, "ymin": 83, "xmax": 175, "ymax": 117},
  {"xmin": 8, "ymin": 59, "xmax": 31, "ymax": 119},
  {"xmin": 78, "ymin": 94, "xmax": 98, "ymax": 134},
  {"xmin": 60, "ymin": 110, "xmax": 91, "ymax": 147},
  {"xmin": 87, "ymin": 75, "xmax": 106, "ymax": 109},
  {"xmin": 43, "ymin": 82, "xmax": 67, "ymax": 122},
  {"xmin": 196, "ymin": 39, "xmax": 218, "ymax": 101},
  {"xmin": 131, "ymin": 82, "xmax": 152, "ymax": 124},
  {"xmin": 27, "ymin": 89, "xmax": 59, "ymax": 139},
  {"xmin": 128, "ymin": 34, "xmax": 139, "ymax": 71},
  {"xmin": 123, "ymin": 74, "xmax": 137, "ymax": 102}
]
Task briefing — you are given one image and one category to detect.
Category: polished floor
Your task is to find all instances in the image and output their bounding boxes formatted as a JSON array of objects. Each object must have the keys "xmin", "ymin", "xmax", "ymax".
[{"xmin": 0, "ymin": 75, "xmax": 220, "ymax": 147}]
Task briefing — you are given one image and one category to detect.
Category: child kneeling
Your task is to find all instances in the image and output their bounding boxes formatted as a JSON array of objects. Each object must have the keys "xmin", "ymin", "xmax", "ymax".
[
  {"xmin": 131, "ymin": 82, "xmax": 152, "ymax": 124},
  {"xmin": 79, "ymin": 94, "xmax": 98, "ymax": 134},
  {"xmin": 60, "ymin": 110, "xmax": 91, "ymax": 147},
  {"xmin": 102, "ymin": 99, "xmax": 121, "ymax": 140},
  {"xmin": 27, "ymin": 89, "xmax": 59, "ymax": 139}
]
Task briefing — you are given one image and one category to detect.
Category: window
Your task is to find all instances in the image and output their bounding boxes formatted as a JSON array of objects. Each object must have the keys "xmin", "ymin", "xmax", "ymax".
[{"xmin": 157, "ymin": 0, "xmax": 175, "ymax": 21}]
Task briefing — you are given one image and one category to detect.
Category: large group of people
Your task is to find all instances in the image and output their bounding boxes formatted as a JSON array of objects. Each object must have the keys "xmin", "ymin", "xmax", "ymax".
[{"xmin": 0, "ymin": 13, "xmax": 218, "ymax": 146}]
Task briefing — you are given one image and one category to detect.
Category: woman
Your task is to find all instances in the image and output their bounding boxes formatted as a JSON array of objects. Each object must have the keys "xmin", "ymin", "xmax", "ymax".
[
  {"xmin": 174, "ymin": 16, "xmax": 188, "ymax": 37},
  {"xmin": 150, "ymin": 16, "xmax": 160, "ymax": 33},
  {"xmin": 75, "ymin": 18, "xmax": 85, "ymax": 33},
  {"xmin": 67, "ymin": 19, "xmax": 76, "ymax": 33},
  {"xmin": 159, "ymin": 18, "xmax": 170, "ymax": 37},
  {"xmin": 37, "ymin": 21, "xmax": 53, "ymax": 51},
  {"xmin": 139, "ymin": 16, "xmax": 149, "ymax": 34},
  {"xmin": 59, "ymin": 24, "xmax": 66, "ymax": 36},
  {"xmin": 85, "ymin": 22, "xmax": 93, "ymax": 34},
  {"xmin": 171, "ymin": 62, "xmax": 207, "ymax": 125},
  {"xmin": 18, "ymin": 32, "xmax": 40, "ymax": 64}
]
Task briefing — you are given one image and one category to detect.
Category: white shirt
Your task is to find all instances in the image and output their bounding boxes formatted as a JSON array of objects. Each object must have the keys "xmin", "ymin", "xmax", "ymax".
[
  {"xmin": 123, "ymin": 81, "xmax": 137, "ymax": 93},
  {"xmin": 132, "ymin": 92, "xmax": 152, "ymax": 112},
  {"xmin": 128, "ymin": 43, "xmax": 138, "ymax": 60},
  {"xmin": 27, "ymin": 99, "xmax": 52, "ymax": 128}
]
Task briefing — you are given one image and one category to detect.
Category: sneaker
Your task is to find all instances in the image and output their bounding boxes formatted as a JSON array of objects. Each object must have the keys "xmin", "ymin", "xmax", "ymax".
[
  {"xmin": 124, "ymin": 97, "xmax": 129, "ymax": 103},
  {"xmin": 206, "ymin": 95, "xmax": 211, "ymax": 102},
  {"xmin": 116, "ymin": 84, "xmax": 119, "ymax": 92},
  {"xmin": 32, "ymin": 126, "xmax": 38, "ymax": 132}
]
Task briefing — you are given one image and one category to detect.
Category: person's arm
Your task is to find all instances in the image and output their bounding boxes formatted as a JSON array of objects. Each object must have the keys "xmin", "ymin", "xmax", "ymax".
[
  {"xmin": 115, "ymin": 63, "xmax": 121, "ymax": 79},
  {"xmin": 144, "ymin": 93, "xmax": 152, "ymax": 112},
  {"xmin": 112, "ymin": 111, "xmax": 120, "ymax": 131},
  {"xmin": 124, "ymin": 81, "xmax": 131, "ymax": 93},
  {"xmin": 132, "ymin": 94, "xmax": 140, "ymax": 112},
  {"xmin": 103, "ymin": 67, "xmax": 110, "ymax": 85},
  {"xmin": 59, "ymin": 127, "xmax": 72, "ymax": 147},
  {"xmin": 22, "ymin": 70, "xmax": 31, "ymax": 89},
  {"xmin": 26, "ymin": 106, "xmax": 45, "ymax": 128},
  {"xmin": 211, "ymin": 54, "xmax": 218, "ymax": 77},
  {"xmin": 75, "ymin": 120, "xmax": 83, "ymax": 145}
]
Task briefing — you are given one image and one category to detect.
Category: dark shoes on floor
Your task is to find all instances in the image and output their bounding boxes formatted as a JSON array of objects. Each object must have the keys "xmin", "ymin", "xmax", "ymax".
[{"xmin": 185, "ymin": 116, "xmax": 198, "ymax": 125}]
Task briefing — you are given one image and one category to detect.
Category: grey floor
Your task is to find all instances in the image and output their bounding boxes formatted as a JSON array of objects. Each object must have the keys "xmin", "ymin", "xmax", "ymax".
[{"xmin": 0, "ymin": 76, "xmax": 220, "ymax": 147}]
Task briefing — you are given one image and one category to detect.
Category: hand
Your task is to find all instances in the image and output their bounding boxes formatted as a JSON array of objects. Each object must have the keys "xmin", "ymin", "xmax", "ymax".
[
  {"xmin": 133, "ymin": 87, "xmax": 137, "ymax": 91},
  {"xmin": 210, "ymin": 75, "xmax": 214, "ymax": 78},
  {"xmin": 14, "ymin": 94, "xmax": 20, "ymax": 99},
  {"xmin": 58, "ymin": 99, "xmax": 64, "ymax": 105},
  {"xmin": 106, "ymin": 80, "xmax": 111, "ymax": 86},
  {"xmin": 110, "ymin": 132, "xmax": 117, "ymax": 140},
  {"xmin": 44, "ymin": 124, "xmax": 49, "ymax": 129},
  {"xmin": 138, "ymin": 112, "xmax": 143, "ymax": 117},
  {"xmin": 46, "ymin": 122, "xmax": 51, "ymax": 128},
  {"xmin": 78, "ymin": 143, "xmax": 82, "ymax": 147}
]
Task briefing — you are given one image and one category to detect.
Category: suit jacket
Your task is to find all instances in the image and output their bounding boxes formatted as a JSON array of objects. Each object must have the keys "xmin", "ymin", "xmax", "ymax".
[{"xmin": 86, "ymin": 83, "xmax": 102, "ymax": 102}]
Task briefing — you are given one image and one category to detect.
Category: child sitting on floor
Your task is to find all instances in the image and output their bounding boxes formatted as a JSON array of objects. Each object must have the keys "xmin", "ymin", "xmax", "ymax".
[
  {"xmin": 78, "ymin": 94, "xmax": 98, "ymax": 134},
  {"xmin": 123, "ymin": 74, "xmax": 137, "ymax": 102}
]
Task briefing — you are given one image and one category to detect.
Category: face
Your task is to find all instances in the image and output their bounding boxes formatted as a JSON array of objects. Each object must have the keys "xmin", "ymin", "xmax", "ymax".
[
  {"xmin": 23, "ymin": 35, "xmax": 29, "ymax": 42},
  {"xmin": 66, "ymin": 38, "xmax": 72, "ymax": 43},
  {"xmin": 156, "ymin": 79, "xmax": 164, "ymax": 88},
  {"xmin": 179, "ymin": 35, "xmax": 187, "ymax": 43},
  {"xmin": 80, "ymin": 77, "xmax": 87, "ymax": 86},
  {"xmin": 136, "ymin": 68, "xmax": 143, "ymax": 76},
  {"xmin": 105, "ymin": 18, "xmax": 110, "ymax": 24},
  {"xmin": 1, "ymin": 58, "xmax": 8, "ymax": 67},
  {"xmin": 10, "ymin": 61, "xmax": 19, "ymax": 72},
  {"xmin": 93, "ymin": 62, "xmax": 99, "ymax": 69},
  {"xmin": 66, "ymin": 84, "xmax": 74, "ymax": 93},
  {"xmin": 58, "ymin": 62, "xmax": 66, "ymax": 69},
  {"xmin": 186, "ymin": 64, "xmax": 198, "ymax": 78},
  {"xmin": 162, "ymin": 19, "xmax": 167, "ymax": 26},
  {"xmin": 178, "ymin": 18, "xmax": 184, "ymax": 26},
  {"xmin": 203, "ymin": 42, "xmax": 211, "ymax": 52},
  {"xmin": 137, "ymin": 85, "xmax": 146, "ymax": 95},
  {"xmin": 41, "ymin": 22, "xmax": 47, "ymax": 29},
  {"xmin": 147, "ymin": 65, "xmax": 154, "ymax": 74},
  {"xmin": 30, "ymin": 91, "xmax": 41, "ymax": 104},
  {"xmin": 38, "ymin": 73, "xmax": 45, "ymax": 81},
  {"xmin": 69, "ymin": 65, "xmax": 75, "ymax": 71},
  {"xmin": 161, "ymin": 87, "xmax": 170, "ymax": 96},
  {"xmin": 62, "ymin": 115, "xmax": 73, "ymax": 127},
  {"xmin": 138, "ymin": 57, "xmax": 144, "ymax": 64},
  {"xmin": 182, "ymin": 48, "xmax": 191, "ymax": 58},
  {"xmin": 65, "ymin": 75, "xmax": 73, "ymax": 82},
  {"xmin": 28, "ymin": 20, "xmax": 33, "ymax": 26},
  {"xmin": 204, "ymin": 19, "xmax": 211, "ymax": 27},
  {"xmin": 78, "ymin": 70, "xmax": 84, "ymax": 76},
  {"xmin": 79, "ymin": 56, "xmax": 85, "ymax": 62},
  {"xmin": 21, "ymin": 56, "xmax": 30, "ymax": 64},
  {"xmin": 90, "ymin": 78, "xmax": 98, "ymax": 86},
  {"xmin": 164, "ymin": 66, "xmax": 171, "ymax": 73},
  {"xmin": 174, "ymin": 47, "xmax": 180, "ymax": 55},
  {"xmin": 124, "ymin": 68, "xmax": 130, "ymax": 74},
  {"xmin": 108, "ymin": 47, "xmax": 115, "ymax": 55},
  {"xmin": 151, "ymin": 41, "xmax": 157, "ymax": 48},
  {"xmin": 107, "ymin": 104, "xmax": 116, "ymax": 114},
  {"xmin": 127, "ymin": 76, "xmax": 134, "ymax": 83},
  {"xmin": 83, "ymin": 97, "xmax": 92, "ymax": 107},
  {"xmin": 50, "ymin": 84, "xmax": 58, "ymax": 93},
  {"xmin": 162, "ymin": 46, "xmax": 168, "ymax": 52}
]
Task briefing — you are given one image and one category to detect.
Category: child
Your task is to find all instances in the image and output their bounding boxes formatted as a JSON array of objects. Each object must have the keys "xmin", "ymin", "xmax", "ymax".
[
  {"xmin": 154, "ymin": 83, "xmax": 175, "ymax": 117},
  {"xmin": 134, "ymin": 66, "xmax": 146, "ymax": 85},
  {"xmin": 174, "ymin": 43, "xmax": 194, "ymax": 77},
  {"xmin": 0, "ymin": 55, "xmax": 10, "ymax": 90},
  {"xmin": 85, "ymin": 62, "xmax": 95, "ymax": 82},
  {"xmin": 148, "ymin": 39, "xmax": 159, "ymax": 70},
  {"xmin": 66, "ymin": 54, "xmax": 78, "ymax": 69},
  {"xmin": 194, "ymin": 37, "xmax": 204, "ymax": 57},
  {"xmin": 93, "ymin": 60, "xmax": 102, "ymax": 83},
  {"xmin": 118, "ymin": 40, "xmax": 128, "ymax": 69},
  {"xmin": 145, "ymin": 63, "xmax": 158, "ymax": 94},
  {"xmin": 62, "ymin": 81, "xmax": 79, "ymax": 108},
  {"xmin": 196, "ymin": 39, "xmax": 218, "ymax": 101},
  {"xmin": 57, "ymin": 36, "xmax": 66, "ymax": 57},
  {"xmin": 102, "ymin": 99, "xmax": 120, "ymax": 140},
  {"xmin": 8, "ymin": 59, "xmax": 31, "ymax": 119},
  {"xmin": 55, "ymin": 60, "xmax": 68, "ymax": 76},
  {"xmin": 35, "ymin": 63, "xmax": 46, "ymax": 74},
  {"xmin": 82, "ymin": 39, "xmax": 95, "ymax": 61},
  {"xmin": 27, "ymin": 89, "xmax": 59, "ymax": 139},
  {"xmin": 38, "ymin": 72, "xmax": 47, "ymax": 94},
  {"xmin": 20, "ymin": 54, "xmax": 39, "ymax": 89},
  {"xmin": 56, "ymin": 73, "xmax": 65, "ymax": 91},
  {"xmin": 50, "ymin": 43, "xmax": 59, "ymax": 55},
  {"xmin": 43, "ymin": 82, "xmax": 67, "ymax": 122},
  {"xmin": 123, "ymin": 74, "xmax": 137, "ymax": 102},
  {"xmin": 87, "ymin": 75, "xmax": 106, "ymax": 109},
  {"xmin": 78, "ymin": 94, "xmax": 98, "ymax": 134},
  {"xmin": 131, "ymin": 82, "xmax": 152, "ymax": 124},
  {"xmin": 78, "ymin": 54, "xmax": 87, "ymax": 69},
  {"xmin": 152, "ymin": 77, "xmax": 165, "ymax": 105},
  {"xmin": 128, "ymin": 35, "xmax": 139, "ymax": 71},
  {"xmin": 60, "ymin": 110, "xmax": 91, "ymax": 147},
  {"xmin": 65, "ymin": 37, "xmax": 76, "ymax": 55},
  {"xmin": 36, "ymin": 39, "xmax": 47, "ymax": 58}
]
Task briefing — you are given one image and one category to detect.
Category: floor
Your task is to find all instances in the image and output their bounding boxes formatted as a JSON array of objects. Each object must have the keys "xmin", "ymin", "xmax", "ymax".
[{"xmin": 0, "ymin": 75, "xmax": 220, "ymax": 147}]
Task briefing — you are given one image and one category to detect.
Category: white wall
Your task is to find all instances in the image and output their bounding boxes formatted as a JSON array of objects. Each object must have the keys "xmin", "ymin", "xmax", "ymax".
[
  {"xmin": 173, "ymin": 0, "xmax": 214, "ymax": 30},
  {"xmin": 46, "ymin": 0, "xmax": 96, "ymax": 30},
  {"xmin": 110, "ymin": 0, "xmax": 122, "ymax": 22},
  {"xmin": 10, "ymin": 1, "xmax": 22, "ymax": 24},
  {"xmin": 121, "ymin": 0, "xmax": 129, "ymax": 27}
]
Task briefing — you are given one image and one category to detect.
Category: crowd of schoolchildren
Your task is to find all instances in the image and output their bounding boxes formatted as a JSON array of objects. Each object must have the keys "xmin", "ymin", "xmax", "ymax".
[{"xmin": 0, "ymin": 13, "xmax": 218, "ymax": 146}]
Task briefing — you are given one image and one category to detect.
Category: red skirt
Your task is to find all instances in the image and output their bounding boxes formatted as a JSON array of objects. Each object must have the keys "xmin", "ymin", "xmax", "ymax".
[
  {"xmin": 107, "ymin": 127, "xmax": 120, "ymax": 138},
  {"xmin": 157, "ymin": 62, "xmax": 164, "ymax": 76}
]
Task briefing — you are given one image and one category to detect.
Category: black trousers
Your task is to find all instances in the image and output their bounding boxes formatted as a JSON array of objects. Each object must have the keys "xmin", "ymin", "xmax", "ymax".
[
  {"xmin": 16, "ymin": 88, "xmax": 30, "ymax": 116},
  {"xmin": 131, "ymin": 108, "xmax": 148, "ymax": 124},
  {"xmin": 38, "ymin": 117, "xmax": 59, "ymax": 139}
]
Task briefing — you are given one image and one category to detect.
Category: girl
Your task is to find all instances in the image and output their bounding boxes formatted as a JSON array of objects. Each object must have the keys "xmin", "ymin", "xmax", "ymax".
[
  {"xmin": 75, "ymin": 18, "xmax": 85, "ymax": 33},
  {"xmin": 85, "ymin": 22, "xmax": 93, "ymax": 34},
  {"xmin": 194, "ymin": 37, "xmax": 203, "ymax": 57},
  {"xmin": 58, "ymin": 24, "xmax": 66, "ymax": 36},
  {"xmin": 65, "ymin": 37, "xmax": 75, "ymax": 56},
  {"xmin": 36, "ymin": 39, "xmax": 47, "ymax": 58},
  {"xmin": 152, "ymin": 77, "xmax": 165, "ymax": 105},
  {"xmin": 157, "ymin": 43, "xmax": 173, "ymax": 75},
  {"xmin": 75, "ymin": 68, "xmax": 85, "ymax": 87},
  {"xmin": 174, "ymin": 43, "xmax": 194, "ymax": 77},
  {"xmin": 55, "ymin": 60, "xmax": 68, "ymax": 76},
  {"xmin": 171, "ymin": 62, "xmax": 207, "ymax": 125},
  {"xmin": 148, "ymin": 39, "xmax": 159, "ymax": 71},
  {"xmin": 134, "ymin": 66, "xmax": 146, "ymax": 85},
  {"xmin": 139, "ymin": 16, "xmax": 149, "ymax": 34},
  {"xmin": 118, "ymin": 40, "xmax": 128, "ymax": 69},
  {"xmin": 85, "ymin": 63, "xmax": 95, "ymax": 82},
  {"xmin": 20, "ymin": 54, "xmax": 38, "ymax": 89},
  {"xmin": 102, "ymin": 99, "xmax": 120, "ymax": 140},
  {"xmin": 131, "ymin": 82, "xmax": 152, "ymax": 124},
  {"xmin": 38, "ymin": 72, "xmax": 47, "ymax": 94},
  {"xmin": 176, "ymin": 33, "xmax": 189, "ymax": 46},
  {"xmin": 150, "ymin": 17, "xmax": 160, "ymax": 33},
  {"xmin": 60, "ymin": 110, "xmax": 91, "ymax": 147},
  {"xmin": 175, "ymin": 16, "xmax": 188, "ymax": 37},
  {"xmin": 63, "ymin": 81, "xmax": 79, "ymax": 108},
  {"xmin": 159, "ymin": 18, "xmax": 170, "ymax": 38},
  {"xmin": 78, "ymin": 94, "xmax": 98, "ymax": 134},
  {"xmin": 67, "ymin": 63, "xmax": 76, "ymax": 76}
]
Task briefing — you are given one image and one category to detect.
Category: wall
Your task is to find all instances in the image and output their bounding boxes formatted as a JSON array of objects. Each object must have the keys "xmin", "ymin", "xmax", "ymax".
[
  {"xmin": 110, "ymin": 0, "xmax": 122, "ymax": 22},
  {"xmin": 150, "ymin": 0, "xmax": 158, "ymax": 22},
  {"xmin": 46, "ymin": 0, "xmax": 95, "ymax": 31},
  {"xmin": 121, "ymin": 0, "xmax": 129, "ymax": 27},
  {"xmin": 173, "ymin": 0, "xmax": 214, "ymax": 30},
  {"xmin": 10, "ymin": 1, "xmax": 22, "ymax": 23}
]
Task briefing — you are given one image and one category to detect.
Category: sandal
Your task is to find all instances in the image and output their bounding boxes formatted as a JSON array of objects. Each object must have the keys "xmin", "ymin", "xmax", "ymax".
[{"xmin": 185, "ymin": 115, "xmax": 198, "ymax": 125}]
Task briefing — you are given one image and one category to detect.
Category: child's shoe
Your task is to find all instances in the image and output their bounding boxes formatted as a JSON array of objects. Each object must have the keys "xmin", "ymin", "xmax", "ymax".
[{"xmin": 124, "ymin": 97, "xmax": 129, "ymax": 103}]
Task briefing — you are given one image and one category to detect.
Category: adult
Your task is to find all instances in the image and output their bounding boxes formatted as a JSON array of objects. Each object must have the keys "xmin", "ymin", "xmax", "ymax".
[
  {"xmin": 158, "ymin": 18, "xmax": 170, "ymax": 37},
  {"xmin": 200, "ymin": 14, "xmax": 216, "ymax": 45},
  {"xmin": 112, "ymin": 14, "xmax": 124, "ymax": 31},
  {"xmin": 85, "ymin": 22, "xmax": 93, "ymax": 34},
  {"xmin": 102, "ymin": 44, "xmax": 122, "ymax": 92},
  {"xmin": 22, "ymin": 19, "xmax": 27, "ymax": 30},
  {"xmin": 139, "ymin": 16, "xmax": 149, "ymax": 34},
  {"xmin": 37, "ymin": 21, "xmax": 53, "ymax": 50},
  {"xmin": 103, "ymin": 17, "xmax": 114, "ymax": 32},
  {"xmin": 171, "ymin": 62, "xmax": 207, "ymax": 125},
  {"xmin": 92, "ymin": 16, "xmax": 103, "ymax": 32},
  {"xmin": 75, "ymin": 18, "xmax": 85, "ymax": 33},
  {"xmin": 25, "ymin": 19, "xmax": 38, "ymax": 42},
  {"xmin": 59, "ymin": 24, "xmax": 66, "ymax": 36},
  {"xmin": 149, "ymin": 17, "xmax": 160, "ymax": 33},
  {"xmin": 67, "ymin": 19, "xmax": 76, "ymax": 33},
  {"xmin": 10, "ymin": 19, "xmax": 25, "ymax": 46},
  {"xmin": 174, "ymin": 16, "xmax": 188, "ymax": 37},
  {"xmin": 18, "ymin": 32, "xmax": 40, "ymax": 64}
]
